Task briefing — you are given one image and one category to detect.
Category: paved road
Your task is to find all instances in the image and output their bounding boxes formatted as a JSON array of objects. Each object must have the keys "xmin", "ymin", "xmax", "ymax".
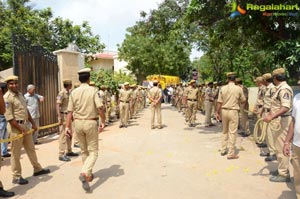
[{"xmin": 0, "ymin": 104, "xmax": 296, "ymax": 199}]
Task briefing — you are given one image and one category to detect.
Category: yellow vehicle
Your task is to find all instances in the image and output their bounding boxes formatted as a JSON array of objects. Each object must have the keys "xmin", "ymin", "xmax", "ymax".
[{"xmin": 145, "ymin": 75, "xmax": 181, "ymax": 89}]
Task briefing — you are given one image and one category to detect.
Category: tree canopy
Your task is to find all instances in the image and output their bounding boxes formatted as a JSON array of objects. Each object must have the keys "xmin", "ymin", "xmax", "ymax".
[
  {"xmin": 118, "ymin": 0, "xmax": 192, "ymax": 83},
  {"xmin": 0, "ymin": 0, "xmax": 105, "ymax": 69}
]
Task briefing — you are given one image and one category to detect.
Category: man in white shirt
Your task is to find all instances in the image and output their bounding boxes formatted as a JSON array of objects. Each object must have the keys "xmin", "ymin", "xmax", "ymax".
[
  {"xmin": 24, "ymin": 84, "xmax": 44, "ymax": 144},
  {"xmin": 283, "ymin": 80, "xmax": 300, "ymax": 198}
]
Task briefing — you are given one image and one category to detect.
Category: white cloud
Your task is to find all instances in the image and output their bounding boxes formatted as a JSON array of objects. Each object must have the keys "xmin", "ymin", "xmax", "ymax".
[{"xmin": 30, "ymin": 0, "xmax": 163, "ymax": 51}]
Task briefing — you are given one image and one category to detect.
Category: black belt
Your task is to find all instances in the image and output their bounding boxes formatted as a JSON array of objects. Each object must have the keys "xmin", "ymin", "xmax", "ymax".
[
  {"xmin": 120, "ymin": 100, "xmax": 129, "ymax": 103},
  {"xmin": 16, "ymin": 120, "xmax": 26, "ymax": 124},
  {"xmin": 258, "ymin": 105, "xmax": 263, "ymax": 108},
  {"xmin": 281, "ymin": 114, "xmax": 291, "ymax": 118},
  {"xmin": 188, "ymin": 99, "xmax": 197, "ymax": 102},
  {"xmin": 264, "ymin": 108, "xmax": 271, "ymax": 112}
]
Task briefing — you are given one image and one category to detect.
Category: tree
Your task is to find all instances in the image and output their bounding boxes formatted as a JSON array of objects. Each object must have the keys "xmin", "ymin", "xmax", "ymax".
[
  {"xmin": 185, "ymin": 0, "xmax": 300, "ymax": 84},
  {"xmin": 0, "ymin": 0, "xmax": 105, "ymax": 69},
  {"xmin": 118, "ymin": 0, "xmax": 191, "ymax": 83}
]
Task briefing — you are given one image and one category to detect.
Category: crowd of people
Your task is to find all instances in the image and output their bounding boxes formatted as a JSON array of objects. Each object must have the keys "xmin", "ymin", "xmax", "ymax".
[{"xmin": 0, "ymin": 67, "xmax": 299, "ymax": 198}]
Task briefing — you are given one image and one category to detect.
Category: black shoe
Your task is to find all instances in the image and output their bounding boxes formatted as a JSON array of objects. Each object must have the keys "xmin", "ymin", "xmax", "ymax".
[
  {"xmin": 12, "ymin": 177, "xmax": 28, "ymax": 185},
  {"xmin": 2, "ymin": 153, "xmax": 11, "ymax": 158},
  {"xmin": 257, "ymin": 143, "xmax": 267, "ymax": 148},
  {"xmin": 265, "ymin": 154, "xmax": 277, "ymax": 162},
  {"xmin": 66, "ymin": 152, "xmax": 79, "ymax": 157},
  {"xmin": 73, "ymin": 144, "xmax": 80, "ymax": 148},
  {"xmin": 0, "ymin": 188, "xmax": 14, "ymax": 198},
  {"xmin": 221, "ymin": 151, "xmax": 228, "ymax": 156},
  {"xmin": 241, "ymin": 133, "xmax": 250, "ymax": 137},
  {"xmin": 59, "ymin": 155, "xmax": 71, "ymax": 162},
  {"xmin": 270, "ymin": 170, "xmax": 279, "ymax": 176},
  {"xmin": 34, "ymin": 141, "xmax": 41, "ymax": 145},
  {"xmin": 33, "ymin": 169, "xmax": 50, "ymax": 176},
  {"xmin": 119, "ymin": 125, "xmax": 123, "ymax": 128},
  {"xmin": 260, "ymin": 151, "xmax": 270, "ymax": 157},
  {"xmin": 79, "ymin": 174, "xmax": 90, "ymax": 191}
]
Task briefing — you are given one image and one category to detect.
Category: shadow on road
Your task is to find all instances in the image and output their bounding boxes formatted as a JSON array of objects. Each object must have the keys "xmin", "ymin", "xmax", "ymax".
[
  {"xmin": 89, "ymin": 164, "xmax": 124, "ymax": 192},
  {"xmin": 9, "ymin": 165, "xmax": 58, "ymax": 197}
]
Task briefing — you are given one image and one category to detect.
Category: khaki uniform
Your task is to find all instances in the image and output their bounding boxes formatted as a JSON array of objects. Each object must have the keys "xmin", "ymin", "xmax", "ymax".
[
  {"xmin": 218, "ymin": 82, "xmax": 246, "ymax": 156},
  {"xmin": 176, "ymin": 86, "xmax": 183, "ymax": 112},
  {"xmin": 263, "ymin": 83, "xmax": 276, "ymax": 155},
  {"xmin": 130, "ymin": 89, "xmax": 137, "ymax": 119},
  {"xmin": 97, "ymin": 90, "xmax": 106, "ymax": 124},
  {"xmin": 182, "ymin": 86, "xmax": 190, "ymax": 121},
  {"xmin": 57, "ymin": 89, "xmax": 72, "ymax": 156},
  {"xmin": 292, "ymin": 145, "xmax": 300, "ymax": 198},
  {"xmin": 255, "ymin": 85, "xmax": 266, "ymax": 115},
  {"xmin": 119, "ymin": 89, "xmax": 132, "ymax": 126},
  {"xmin": 204, "ymin": 87, "xmax": 214, "ymax": 126},
  {"xmin": 4, "ymin": 90, "xmax": 43, "ymax": 179},
  {"xmin": 68, "ymin": 83, "xmax": 103, "ymax": 177},
  {"xmin": 184, "ymin": 86, "xmax": 199, "ymax": 125},
  {"xmin": 270, "ymin": 81, "xmax": 293, "ymax": 177},
  {"xmin": 147, "ymin": 86, "xmax": 162, "ymax": 128},
  {"xmin": 105, "ymin": 90, "xmax": 112, "ymax": 122},
  {"xmin": 239, "ymin": 85, "xmax": 250, "ymax": 134}
]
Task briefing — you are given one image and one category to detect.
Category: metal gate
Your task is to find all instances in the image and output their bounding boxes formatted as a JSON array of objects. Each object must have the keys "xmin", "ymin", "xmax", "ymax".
[{"xmin": 12, "ymin": 35, "xmax": 59, "ymax": 137}]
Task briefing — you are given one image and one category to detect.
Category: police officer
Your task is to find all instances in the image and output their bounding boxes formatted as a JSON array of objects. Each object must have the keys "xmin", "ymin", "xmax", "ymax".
[
  {"xmin": 98, "ymin": 85, "xmax": 107, "ymax": 125},
  {"xmin": 235, "ymin": 78, "xmax": 250, "ymax": 137},
  {"xmin": 183, "ymin": 80, "xmax": 199, "ymax": 127},
  {"xmin": 56, "ymin": 79, "xmax": 78, "ymax": 162},
  {"xmin": 105, "ymin": 87, "xmax": 112, "ymax": 124},
  {"xmin": 147, "ymin": 80, "xmax": 162, "ymax": 129},
  {"xmin": 216, "ymin": 72, "xmax": 245, "ymax": 160},
  {"xmin": 4, "ymin": 75, "xmax": 50, "ymax": 185},
  {"xmin": 119, "ymin": 82, "xmax": 132, "ymax": 128},
  {"xmin": 65, "ymin": 68, "xmax": 105, "ymax": 191},
  {"xmin": 260, "ymin": 73, "xmax": 277, "ymax": 161},
  {"xmin": 204, "ymin": 82, "xmax": 214, "ymax": 127},
  {"xmin": 263, "ymin": 68, "xmax": 293, "ymax": 183},
  {"xmin": 0, "ymin": 83, "xmax": 14, "ymax": 197}
]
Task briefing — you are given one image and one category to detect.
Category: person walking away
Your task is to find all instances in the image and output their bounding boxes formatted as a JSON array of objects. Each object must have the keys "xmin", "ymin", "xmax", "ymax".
[{"xmin": 65, "ymin": 68, "xmax": 105, "ymax": 191}]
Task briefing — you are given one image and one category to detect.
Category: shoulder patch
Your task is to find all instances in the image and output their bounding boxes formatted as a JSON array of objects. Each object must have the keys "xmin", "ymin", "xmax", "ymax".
[
  {"xmin": 5, "ymin": 102, "xmax": 9, "ymax": 108},
  {"xmin": 283, "ymin": 92, "xmax": 290, "ymax": 100}
]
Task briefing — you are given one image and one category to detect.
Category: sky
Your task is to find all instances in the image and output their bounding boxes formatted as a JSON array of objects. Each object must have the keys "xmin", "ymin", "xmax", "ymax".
[{"xmin": 30, "ymin": 0, "xmax": 203, "ymax": 59}]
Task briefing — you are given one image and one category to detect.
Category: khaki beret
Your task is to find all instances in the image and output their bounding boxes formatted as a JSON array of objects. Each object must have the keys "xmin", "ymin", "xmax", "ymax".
[
  {"xmin": 123, "ymin": 82, "xmax": 129, "ymax": 86},
  {"xmin": 190, "ymin": 80, "xmax": 196, "ymax": 84},
  {"xmin": 78, "ymin": 68, "xmax": 91, "ymax": 74},
  {"xmin": 89, "ymin": 81, "xmax": 95, "ymax": 86},
  {"xmin": 5, "ymin": 75, "xmax": 18, "ymax": 83},
  {"xmin": 236, "ymin": 78, "xmax": 242, "ymax": 83},
  {"xmin": 272, "ymin": 68, "xmax": 285, "ymax": 76},
  {"xmin": 297, "ymin": 80, "xmax": 300, "ymax": 85},
  {"xmin": 226, "ymin": 72, "xmax": 236, "ymax": 77},
  {"xmin": 262, "ymin": 73, "xmax": 272, "ymax": 80},
  {"xmin": 213, "ymin": 81, "xmax": 217, "ymax": 84},
  {"xmin": 153, "ymin": 80, "xmax": 158, "ymax": 84},
  {"xmin": 100, "ymin": 85, "xmax": 106, "ymax": 89},
  {"xmin": 63, "ymin": 79, "xmax": 72, "ymax": 84},
  {"xmin": 255, "ymin": 76, "xmax": 264, "ymax": 82}
]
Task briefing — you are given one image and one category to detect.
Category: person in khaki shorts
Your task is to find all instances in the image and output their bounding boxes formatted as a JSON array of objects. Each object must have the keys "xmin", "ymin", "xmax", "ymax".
[
  {"xmin": 216, "ymin": 72, "xmax": 245, "ymax": 160},
  {"xmin": 0, "ymin": 85, "xmax": 14, "ymax": 197},
  {"xmin": 119, "ymin": 82, "xmax": 132, "ymax": 128},
  {"xmin": 56, "ymin": 79, "xmax": 78, "ymax": 162},
  {"xmin": 147, "ymin": 80, "xmax": 162, "ymax": 129},
  {"xmin": 283, "ymin": 80, "xmax": 300, "ymax": 198},
  {"xmin": 4, "ymin": 75, "xmax": 50, "ymax": 185},
  {"xmin": 183, "ymin": 80, "xmax": 199, "ymax": 127},
  {"xmin": 65, "ymin": 68, "xmax": 105, "ymax": 191},
  {"xmin": 260, "ymin": 73, "xmax": 277, "ymax": 161},
  {"xmin": 263, "ymin": 68, "xmax": 293, "ymax": 183}
]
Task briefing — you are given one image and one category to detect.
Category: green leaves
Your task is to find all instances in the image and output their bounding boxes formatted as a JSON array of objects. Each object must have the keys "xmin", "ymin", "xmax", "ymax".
[{"xmin": 118, "ymin": 0, "xmax": 191, "ymax": 83}]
